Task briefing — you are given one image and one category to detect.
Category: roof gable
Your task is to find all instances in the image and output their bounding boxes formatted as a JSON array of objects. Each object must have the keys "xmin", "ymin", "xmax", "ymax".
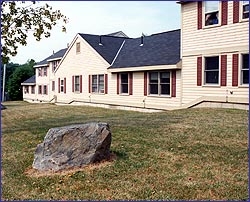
[
  {"xmin": 79, "ymin": 34, "xmax": 127, "ymax": 64},
  {"xmin": 106, "ymin": 31, "xmax": 129, "ymax": 38},
  {"xmin": 111, "ymin": 29, "xmax": 181, "ymax": 68}
]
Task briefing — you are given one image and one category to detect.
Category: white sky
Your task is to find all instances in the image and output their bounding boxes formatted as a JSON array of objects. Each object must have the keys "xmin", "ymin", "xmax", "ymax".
[{"xmin": 10, "ymin": 1, "xmax": 181, "ymax": 64}]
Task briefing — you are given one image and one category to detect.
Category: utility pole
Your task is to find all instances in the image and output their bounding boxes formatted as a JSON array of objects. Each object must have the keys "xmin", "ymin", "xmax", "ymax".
[{"xmin": 2, "ymin": 63, "xmax": 6, "ymax": 102}]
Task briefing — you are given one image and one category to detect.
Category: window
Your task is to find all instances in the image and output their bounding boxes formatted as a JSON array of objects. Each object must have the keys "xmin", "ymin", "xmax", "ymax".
[
  {"xmin": 205, "ymin": 1, "xmax": 219, "ymax": 26},
  {"xmin": 92, "ymin": 75, "xmax": 104, "ymax": 93},
  {"xmin": 52, "ymin": 81, "xmax": 55, "ymax": 91},
  {"xmin": 149, "ymin": 72, "xmax": 170, "ymax": 95},
  {"xmin": 38, "ymin": 68, "xmax": 42, "ymax": 76},
  {"xmin": 241, "ymin": 54, "xmax": 249, "ymax": 84},
  {"xmin": 204, "ymin": 56, "xmax": 219, "ymax": 84},
  {"xmin": 76, "ymin": 42, "xmax": 80, "ymax": 53},
  {"xmin": 43, "ymin": 85, "xmax": 47, "ymax": 95},
  {"xmin": 38, "ymin": 85, "xmax": 42, "ymax": 94},
  {"xmin": 52, "ymin": 61, "xmax": 59, "ymax": 72},
  {"xmin": 60, "ymin": 80, "xmax": 64, "ymax": 93},
  {"xmin": 24, "ymin": 86, "xmax": 29, "ymax": 94},
  {"xmin": 43, "ymin": 67, "xmax": 47, "ymax": 76},
  {"xmin": 242, "ymin": 1, "xmax": 249, "ymax": 19},
  {"xmin": 120, "ymin": 73, "xmax": 128, "ymax": 94},
  {"xmin": 75, "ymin": 76, "xmax": 80, "ymax": 92},
  {"xmin": 31, "ymin": 86, "xmax": 35, "ymax": 94}
]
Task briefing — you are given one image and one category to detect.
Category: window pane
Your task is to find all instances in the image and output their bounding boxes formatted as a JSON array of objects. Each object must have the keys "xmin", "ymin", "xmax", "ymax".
[
  {"xmin": 243, "ymin": 54, "xmax": 249, "ymax": 69},
  {"xmin": 149, "ymin": 84, "xmax": 158, "ymax": 94},
  {"xmin": 160, "ymin": 72, "xmax": 170, "ymax": 83},
  {"xmin": 205, "ymin": 56, "xmax": 219, "ymax": 70},
  {"xmin": 92, "ymin": 84, "xmax": 97, "ymax": 92},
  {"xmin": 205, "ymin": 1, "xmax": 219, "ymax": 13},
  {"xmin": 92, "ymin": 75, "xmax": 97, "ymax": 84},
  {"xmin": 243, "ymin": 4, "xmax": 249, "ymax": 12},
  {"xmin": 205, "ymin": 71, "xmax": 219, "ymax": 84},
  {"xmin": 121, "ymin": 74, "xmax": 128, "ymax": 83},
  {"xmin": 75, "ymin": 76, "xmax": 80, "ymax": 85},
  {"xmin": 242, "ymin": 70, "xmax": 249, "ymax": 84},
  {"xmin": 149, "ymin": 72, "xmax": 158, "ymax": 83},
  {"xmin": 121, "ymin": 84, "xmax": 128, "ymax": 93},
  {"xmin": 161, "ymin": 84, "xmax": 170, "ymax": 95}
]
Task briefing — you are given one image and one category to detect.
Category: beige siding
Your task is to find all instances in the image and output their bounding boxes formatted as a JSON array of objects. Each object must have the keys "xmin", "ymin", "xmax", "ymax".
[
  {"xmin": 55, "ymin": 35, "xmax": 110, "ymax": 103},
  {"xmin": 181, "ymin": 1, "xmax": 249, "ymax": 107},
  {"xmin": 182, "ymin": 1, "xmax": 249, "ymax": 57},
  {"xmin": 181, "ymin": 55, "xmax": 248, "ymax": 105},
  {"xmin": 54, "ymin": 34, "xmax": 182, "ymax": 110}
]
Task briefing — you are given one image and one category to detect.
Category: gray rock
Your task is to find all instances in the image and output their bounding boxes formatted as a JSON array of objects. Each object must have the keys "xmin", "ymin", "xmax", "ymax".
[{"xmin": 32, "ymin": 122, "xmax": 112, "ymax": 171}]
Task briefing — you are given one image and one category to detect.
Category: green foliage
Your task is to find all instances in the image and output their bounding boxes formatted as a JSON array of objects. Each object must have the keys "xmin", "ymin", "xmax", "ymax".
[
  {"xmin": 1, "ymin": 1, "xmax": 68, "ymax": 63},
  {"xmin": 7, "ymin": 60, "xmax": 35, "ymax": 100},
  {"xmin": 1, "ymin": 62, "xmax": 19, "ymax": 86}
]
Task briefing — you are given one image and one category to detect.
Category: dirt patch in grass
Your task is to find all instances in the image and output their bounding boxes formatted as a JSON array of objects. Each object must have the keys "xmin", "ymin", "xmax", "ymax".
[{"xmin": 24, "ymin": 153, "xmax": 117, "ymax": 178}]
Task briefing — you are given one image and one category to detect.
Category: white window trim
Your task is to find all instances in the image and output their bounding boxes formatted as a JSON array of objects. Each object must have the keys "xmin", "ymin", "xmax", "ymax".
[
  {"xmin": 240, "ymin": 1, "xmax": 249, "ymax": 22},
  {"xmin": 202, "ymin": 55, "xmax": 221, "ymax": 87},
  {"xmin": 203, "ymin": 1, "xmax": 221, "ymax": 29},
  {"xmin": 120, "ymin": 73, "xmax": 129, "ymax": 95},
  {"xmin": 91, "ymin": 74, "xmax": 105, "ymax": 94},
  {"xmin": 74, "ymin": 75, "xmax": 80, "ymax": 93},
  {"xmin": 239, "ymin": 52, "xmax": 249, "ymax": 87},
  {"xmin": 148, "ymin": 71, "xmax": 171, "ymax": 97}
]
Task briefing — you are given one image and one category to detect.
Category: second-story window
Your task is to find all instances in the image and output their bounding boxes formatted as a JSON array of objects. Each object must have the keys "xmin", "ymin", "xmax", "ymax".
[
  {"xmin": 52, "ymin": 61, "xmax": 59, "ymax": 72},
  {"xmin": 38, "ymin": 68, "xmax": 42, "ymax": 76},
  {"xmin": 43, "ymin": 67, "xmax": 47, "ymax": 76},
  {"xmin": 205, "ymin": 1, "xmax": 219, "ymax": 26},
  {"xmin": 242, "ymin": 1, "xmax": 249, "ymax": 19}
]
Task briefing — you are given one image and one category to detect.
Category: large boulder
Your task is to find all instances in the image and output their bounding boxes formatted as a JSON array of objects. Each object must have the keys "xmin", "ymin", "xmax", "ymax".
[{"xmin": 32, "ymin": 122, "xmax": 112, "ymax": 171}]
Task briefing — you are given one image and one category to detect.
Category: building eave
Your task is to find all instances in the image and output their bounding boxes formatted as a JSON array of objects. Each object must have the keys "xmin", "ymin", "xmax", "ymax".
[{"xmin": 108, "ymin": 63, "xmax": 182, "ymax": 73}]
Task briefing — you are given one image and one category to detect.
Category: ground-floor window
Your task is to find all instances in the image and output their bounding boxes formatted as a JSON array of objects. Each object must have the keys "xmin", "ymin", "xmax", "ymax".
[
  {"xmin": 74, "ymin": 75, "xmax": 80, "ymax": 92},
  {"xmin": 148, "ymin": 71, "xmax": 170, "ymax": 95},
  {"xmin": 31, "ymin": 86, "xmax": 35, "ymax": 94},
  {"xmin": 24, "ymin": 86, "xmax": 29, "ymax": 94},
  {"xmin": 43, "ymin": 85, "xmax": 47, "ymax": 95},
  {"xmin": 60, "ymin": 79, "xmax": 64, "ymax": 93},
  {"xmin": 38, "ymin": 85, "xmax": 42, "ymax": 94},
  {"xmin": 120, "ymin": 73, "xmax": 128, "ymax": 94},
  {"xmin": 241, "ymin": 53, "xmax": 249, "ymax": 85},
  {"xmin": 52, "ymin": 81, "xmax": 55, "ymax": 91},
  {"xmin": 92, "ymin": 74, "xmax": 104, "ymax": 93}
]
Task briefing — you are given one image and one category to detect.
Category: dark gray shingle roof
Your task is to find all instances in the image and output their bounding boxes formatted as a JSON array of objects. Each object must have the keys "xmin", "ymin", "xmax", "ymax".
[
  {"xmin": 34, "ymin": 48, "xmax": 67, "ymax": 67},
  {"xmin": 110, "ymin": 29, "xmax": 181, "ymax": 68},
  {"xmin": 22, "ymin": 75, "xmax": 36, "ymax": 84},
  {"xmin": 79, "ymin": 34, "xmax": 127, "ymax": 64}
]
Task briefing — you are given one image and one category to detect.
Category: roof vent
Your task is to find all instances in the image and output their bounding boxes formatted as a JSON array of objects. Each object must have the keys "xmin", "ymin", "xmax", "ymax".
[
  {"xmin": 99, "ymin": 35, "xmax": 103, "ymax": 46},
  {"xmin": 140, "ymin": 35, "xmax": 144, "ymax": 46}
]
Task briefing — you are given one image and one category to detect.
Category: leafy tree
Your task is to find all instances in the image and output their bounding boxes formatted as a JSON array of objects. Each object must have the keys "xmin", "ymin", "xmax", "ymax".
[
  {"xmin": 7, "ymin": 59, "xmax": 35, "ymax": 100},
  {"xmin": 1, "ymin": 1, "xmax": 68, "ymax": 64}
]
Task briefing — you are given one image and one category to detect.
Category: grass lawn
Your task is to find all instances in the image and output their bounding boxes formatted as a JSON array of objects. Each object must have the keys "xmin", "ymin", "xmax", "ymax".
[{"xmin": 1, "ymin": 101, "xmax": 248, "ymax": 200}]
